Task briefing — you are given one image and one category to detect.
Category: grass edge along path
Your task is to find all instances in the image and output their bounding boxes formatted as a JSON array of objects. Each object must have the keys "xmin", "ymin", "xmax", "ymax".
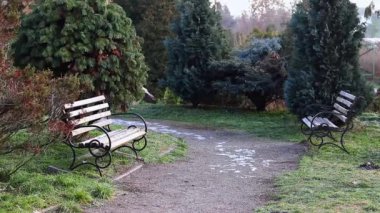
[
  {"xmin": 131, "ymin": 103, "xmax": 304, "ymax": 142},
  {"xmin": 0, "ymin": 130, "xmax": 187, "ymax": 212},
  {"xmin": 132, "ymin": 103, "xmax": 380, "ymax": 212}
]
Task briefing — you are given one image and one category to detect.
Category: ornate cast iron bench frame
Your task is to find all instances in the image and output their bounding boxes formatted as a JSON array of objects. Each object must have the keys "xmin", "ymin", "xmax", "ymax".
[
  {"xmin": 63, "ymin": 95, "xmax": 147, "ymax": 176},
  {"xmin": 300, "ymin": 91, "xmax": 362, "ymax": 154}
]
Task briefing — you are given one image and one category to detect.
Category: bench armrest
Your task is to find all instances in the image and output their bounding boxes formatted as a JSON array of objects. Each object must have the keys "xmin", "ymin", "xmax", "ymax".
[
  {"xmin": 68, "ymin": 125, "xmax": 111, "ymax": 151},
  {"xmin": 111, "ymin": 112, "xmax": 148, "ymax": 133}
]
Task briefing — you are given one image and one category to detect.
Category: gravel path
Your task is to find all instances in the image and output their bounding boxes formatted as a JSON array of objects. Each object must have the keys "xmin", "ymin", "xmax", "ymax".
[{"xmin": 85, "ymin": 120, "xmax": 306, "ymax": 213}]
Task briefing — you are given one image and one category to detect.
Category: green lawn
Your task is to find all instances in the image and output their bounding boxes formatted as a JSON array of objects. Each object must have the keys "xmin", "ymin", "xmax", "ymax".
[
  {"xmin": 131, "ymin": 103, "xmax": 304, "ymax": 142},
  {"xmin": 132, "ymin": 103, "xmax": 380, "ymax": 212},
  {"xmin": 0, "ymin": 129, "xmax": 187, "ymax": 212}
]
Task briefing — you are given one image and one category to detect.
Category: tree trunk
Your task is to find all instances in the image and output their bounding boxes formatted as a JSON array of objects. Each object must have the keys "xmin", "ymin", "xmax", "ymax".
[
  {"xmin": 191, "ymin": 100, "xmax": 199, "ymax": 108},
  {"xmin": 247, "ymin": 93, "xmax": 267, "ymax": 111}
]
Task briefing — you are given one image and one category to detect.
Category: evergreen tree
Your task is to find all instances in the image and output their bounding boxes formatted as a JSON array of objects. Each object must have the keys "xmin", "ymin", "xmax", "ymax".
[
  {"xmin": 114, "ymin": 0, "xmax": 177, "ymax": 97},
  {"xmin": 285, "ymin": 0, "xmax": 372, "ymax": 117},
  {"xmin": 11, "ymin": 0, "xmax": 148, "ymax": 109},
  {"xmin": 165, "ymin": 0, "xmax": 230, "ymax": 107}
]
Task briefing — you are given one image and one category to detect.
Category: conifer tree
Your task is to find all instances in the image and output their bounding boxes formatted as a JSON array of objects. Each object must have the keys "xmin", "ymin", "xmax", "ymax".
[
  {"xmin": 11, "ymin": 0, "xmax": 148, "ymax": 108},
  {"xmin": 114, "ymin": 0, "xmax": 177, "ymax": 96},
  {"xmin": 285, "ymin": 0, "xmax": 372, "ymax": 117},
  {"xmin": 165, "ymin": 0, "xmax": 230, "ymax": 107}
]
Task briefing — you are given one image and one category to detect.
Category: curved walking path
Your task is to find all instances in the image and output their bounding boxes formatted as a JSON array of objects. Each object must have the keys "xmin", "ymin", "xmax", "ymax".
[{"xmin": 86, "ymin": 120, "xmax": 306, "ymax": 213}]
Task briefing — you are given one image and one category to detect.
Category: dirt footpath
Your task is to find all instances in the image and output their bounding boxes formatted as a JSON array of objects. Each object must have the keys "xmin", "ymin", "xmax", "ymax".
[{"xmin": 85, "ymin": 120, "xmax": 306, "ymax": 213}]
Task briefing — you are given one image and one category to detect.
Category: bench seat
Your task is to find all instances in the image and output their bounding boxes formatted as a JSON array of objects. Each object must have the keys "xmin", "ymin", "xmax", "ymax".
[
  {"xmin": 302, "ymin": 116, "xmax": 338, "ymax": 129},
  {"xmin": 78, "ymin": 128, "xmax": 146, "ymax": 150}
]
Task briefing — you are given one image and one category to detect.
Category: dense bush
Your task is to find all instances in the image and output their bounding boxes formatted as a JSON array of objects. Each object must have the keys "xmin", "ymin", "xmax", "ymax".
[
  {"xmin": 285, "ymin": 0, "xmax": 373, "ymax": 117},
  {"xmin": 164, "ymin": 0, "xmax": 230, "ymax": 107},
  {"xmin": 0, "ymin": 56, "xmax": 84, "ymax": 178},
  {"xmin": 162, "ymin": 88, "xmax": 182, "ymax": 105},
  {"xmin": 236, "ymin": 37, "xmax": 281, "ymax": 65},
  {"xmin": 0, "ymin": 61, "xmax": 83, "ymax": 149},
  {"xmin": 11, "ymin": 0, "xmax": 148, "ymax": 109},
  {"xmin": 210, "ymin": 53, "xmax": 287, "ymax": 111},
  {"xmin": 367, "ymin": 94, "xmax": 380, "ymax": 113}
]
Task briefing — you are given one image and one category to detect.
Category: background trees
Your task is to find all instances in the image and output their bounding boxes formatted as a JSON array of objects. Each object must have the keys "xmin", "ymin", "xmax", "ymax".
[
  {"xmin": 11, "ymin": 0, "xmax": 148, "ymax": 109},
  {"xmin": 114, "ymin": 0, "xmax": 177, "ymax": 97},
  {"xmin": 285, "ymin": 0, "xmax": 373, "ymax": 117},
  {"xmin": 164, "ymin": 0, "xmax": 230, "ymax": 107},
  {"xmin": 210, "ymin": 37, "xmax": 286, "ymax": 111}
]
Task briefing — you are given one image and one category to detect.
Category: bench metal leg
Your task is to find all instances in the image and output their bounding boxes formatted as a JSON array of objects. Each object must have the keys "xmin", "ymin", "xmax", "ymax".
[
  {"xmin": 69, "ymin": 152, "xmax": 112, "ymax": 176},
  {"xmin": 113, "ymin": 136, "xmax": 147, "ymax": 161},
  {"xmin": 113, "ymin": 145, "xmax": 139, "ymax": 160},
  {"xmin": 65, "ymin": 136, "xmax": 147, "ymax": 176},
  {"xmin": 66, "ymin": 143, "xmax": 113, "ymax": 176},
  {"xmin": 306, "ymin": 130, "xmax": 350, "ymax": 154}
]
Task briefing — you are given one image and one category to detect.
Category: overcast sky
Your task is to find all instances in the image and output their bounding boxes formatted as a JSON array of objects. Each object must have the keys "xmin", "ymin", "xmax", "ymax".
[{"xmin": 216, "ymin": 0, "xmax": 380, "ymax": 17}]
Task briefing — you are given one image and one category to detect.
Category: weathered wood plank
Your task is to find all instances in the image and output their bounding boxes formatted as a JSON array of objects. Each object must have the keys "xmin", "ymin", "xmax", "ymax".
[
  {"xmin": 332, "ymin": 110, "xmax": 347, "ymax": 122},
  {"xmin": 70, "ymin": 111, "xmax": 111, "ymax": 126},
  {"xmin": 64, "ymin": 96, "xmax": 105, "ymax": 109},
  {"xmin": 339, "ymin": 91, "xmax": 356, "ymax": 101},
  {"xmin": 336, "ymin": 97, "xmax": 353, "ymax": 108},
  {"xmin": 71, "ymin": 119, "xmax": 113, "ymax": 136},
  {"xmin": 110, "ymin": 131, "xmax": 146, "ymax": 150},
  {"xmin": 77, "ymin": 128, "xmax": 144, "ymax": 149},
  {"xmin": 68, "ymin": 103, "xmax": 109, "ymax": 118},
  {"xmin": 302, "ymin": 116, "xmax": 338, "ymax": 129},
  {"xmin": 334, "ymin": 103, "xmax": 348, "ymax": 115}
]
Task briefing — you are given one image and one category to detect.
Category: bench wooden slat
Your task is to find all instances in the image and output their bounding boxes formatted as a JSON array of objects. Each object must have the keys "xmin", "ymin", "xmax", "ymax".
[
  {"xmin": 64, "ymin": 95, "xmax": 105, "ymax": 109},
  {"xmin": 78, "ymin": 129, "xmax": 140, "ymax": 145},
  {"xmin": 302, "ymin": 116, "xmax": 338, "ymax": 129},
  {"xmin": 77, "ymin": 128, "xmax": 143, "ymax": 149},
  {"xmin": 70, "ymin": 111, "xmax": 111, "ymax": 125},
  {"xmin": 110, "ymin": 130, "xmax": 146, "ymax": 150},
  {"xmin": 336, "ymin": 97, "xmax": 353, "ymax": 108},
  {"xmin": 68, "ymin": 103, "xmax": 109, "ymax": 118},
  {"xmin": 333, "ymin": 103, "xmax": 348, "ymax": 115},
  {"xmin": 78, "ymin": 129, "xmax": 127, "ymax": 146},
  {"xmin": 339, "ymin": 91, "xmax": 356, "ymax": 101},
  {"xmin": 332, "ymin": 110, "xmax": 348, "ymax": 122},
  {"xmin": 71, "ymin": 119, "xmax": 113, "ymax": 136}
]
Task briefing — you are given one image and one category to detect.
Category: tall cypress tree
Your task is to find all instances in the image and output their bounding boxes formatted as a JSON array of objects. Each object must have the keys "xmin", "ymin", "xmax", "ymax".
[
  {"xmin": 165, "ymin": 0, "xmax": 230, "ymax": 107},
  {"xmin": 114, "ymin": 0, "xmax": 177, "ymax": 97},
  {"xmin": 285, "ymin": 0, "xmax": 372, "ymax": 117}
]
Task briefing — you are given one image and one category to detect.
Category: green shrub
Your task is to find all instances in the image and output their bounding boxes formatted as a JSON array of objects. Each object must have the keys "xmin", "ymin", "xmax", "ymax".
[
  {"xmin": 367, "ymin": 95, "xmax": 380, "ymax": 113},
  {"xmin": 163, "ymin": 88, "xmax": 182, "ymax": 105},
  {"xmin": 236, "ymin": 37, "xmax": 282, "ymax": 65},
  {"xmin": 210, "ymin": 54, "xmax": 287, "ymax": 111},
  {"xmin": 11, "ymin": 0, "xmax": 148, "ymax": 108}
]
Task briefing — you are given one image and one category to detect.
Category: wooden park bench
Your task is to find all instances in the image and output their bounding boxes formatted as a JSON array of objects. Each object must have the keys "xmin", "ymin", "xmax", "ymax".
[
  {"xmin": 62, "ymin": 95, "xmax": 147, "ymax": 175},
  {"xmin": 300, "ymin": 91, "xmax": 362, "ymax": 154}
]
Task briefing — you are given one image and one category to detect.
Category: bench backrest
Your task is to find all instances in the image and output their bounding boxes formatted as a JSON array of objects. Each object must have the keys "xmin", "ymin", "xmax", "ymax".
[
  {"xmin": 63, "ymin": 95, "xmax": 113, "ymax": 137},
  {"xmin": 332, "ymin": 91, "xmax": 357, "ymax": 123}
]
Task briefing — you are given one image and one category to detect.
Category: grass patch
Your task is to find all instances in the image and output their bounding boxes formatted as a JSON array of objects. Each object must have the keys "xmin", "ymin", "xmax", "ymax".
[
  {"xmin": 131, "ymin": 103, "xmax": 303, "ymax": 142},
  {"xmin": 257, "ymin": 125, "xmax": 380, "ymax": 212},
  {"xmin": 0, "ymin": 126, "xmax": 186, "ymax": 212}
]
